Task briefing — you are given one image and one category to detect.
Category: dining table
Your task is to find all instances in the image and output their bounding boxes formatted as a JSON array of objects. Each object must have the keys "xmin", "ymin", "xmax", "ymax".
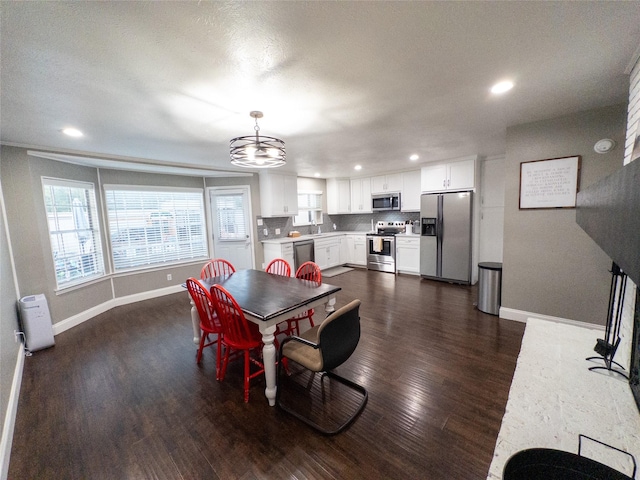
[{"xmin": 189, "ymin": 269, "xmax": 342, "ymax": 406}]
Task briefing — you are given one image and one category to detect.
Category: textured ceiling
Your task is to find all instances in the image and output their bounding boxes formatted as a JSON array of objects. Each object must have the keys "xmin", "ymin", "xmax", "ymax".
[{"xmin": 2, "ymin": 1, "xmax": 640, "ymax": 178}]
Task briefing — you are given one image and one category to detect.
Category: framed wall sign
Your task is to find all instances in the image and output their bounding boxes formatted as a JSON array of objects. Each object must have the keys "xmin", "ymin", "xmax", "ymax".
[{"xmin": 519, "ymin": 155, "xmax": 581, "ymax": 209}]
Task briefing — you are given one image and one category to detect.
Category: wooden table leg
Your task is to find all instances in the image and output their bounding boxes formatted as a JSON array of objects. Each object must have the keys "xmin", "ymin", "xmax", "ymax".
[
  {"xmin": 324, "ymin": 294, "xmax": 337, "ymax": 317},
  {"xmin": 258, "ymin": 323, "xmax": 278, "ymax": 406}
]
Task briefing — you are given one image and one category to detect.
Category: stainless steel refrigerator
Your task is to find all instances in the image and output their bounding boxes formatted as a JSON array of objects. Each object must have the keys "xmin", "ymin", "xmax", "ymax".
[{"xmin": 420, "ymin": 191, "xmax": 472, "ymax": 284}]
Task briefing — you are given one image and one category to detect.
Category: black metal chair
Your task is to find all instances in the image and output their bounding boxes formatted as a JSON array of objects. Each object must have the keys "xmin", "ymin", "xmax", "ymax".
[{"xmin": 276, "ymin": 299, "xmax": 367, "ymax": 435}]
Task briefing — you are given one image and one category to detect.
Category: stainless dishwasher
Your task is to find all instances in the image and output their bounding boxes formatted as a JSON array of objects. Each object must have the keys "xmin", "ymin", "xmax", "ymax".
[{"xmin": 293, "ymin": 239, "xmax": 315, "ymax": 271}]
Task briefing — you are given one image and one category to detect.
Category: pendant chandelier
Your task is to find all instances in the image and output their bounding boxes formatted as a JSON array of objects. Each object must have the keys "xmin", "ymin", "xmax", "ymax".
[{"xmin": 229, "ymin": 111, "xmax": 286, "ymax": 168}]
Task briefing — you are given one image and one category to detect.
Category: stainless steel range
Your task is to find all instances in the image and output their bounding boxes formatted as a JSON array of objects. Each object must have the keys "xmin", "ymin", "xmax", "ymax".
[{"xmin": 366, "ymin": 221, "xmax": 405, "ymax": 273}]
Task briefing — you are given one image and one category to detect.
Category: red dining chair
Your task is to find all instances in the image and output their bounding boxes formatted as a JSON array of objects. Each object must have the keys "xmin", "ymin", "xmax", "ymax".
[
  {"xmin": 201, "ymin": 258, "xmax": 236, "ymax": 279},
  {"xmin": 265, "ymin": 258, "xmax": 291, "ymax": 277},
  {"xmin": 186, "ymin": 278, "xmax": 224, "ymax": 379},
  {"xmin": 210, "ymin": 284, "xmax": 265, "ymax": 403},
  {"xmin": 265, "ymin": 258, "xmax": 293, "ymax": 338},
  {"xmin": 284, "ymin": 261, "xmax": 322, "ymax": 336}
]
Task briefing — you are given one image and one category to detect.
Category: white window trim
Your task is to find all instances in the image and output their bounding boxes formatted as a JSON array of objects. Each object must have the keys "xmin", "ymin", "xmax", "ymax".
[
  {"xmin": 293, "ymin": 190, "xmax": 323, "ymax": 227},
  {"xmin": 103, "ymin": 184, "xmax": 208, "ymax": 272},
  {"xmin": 42, "ymin": 176, "xmax": 106, "ymax": 289}
]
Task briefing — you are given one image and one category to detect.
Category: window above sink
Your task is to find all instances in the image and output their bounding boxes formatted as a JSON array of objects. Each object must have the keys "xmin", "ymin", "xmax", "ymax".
[{"xmin": 293, "ymin": 191, "xmax": 323, "ymax": 227}]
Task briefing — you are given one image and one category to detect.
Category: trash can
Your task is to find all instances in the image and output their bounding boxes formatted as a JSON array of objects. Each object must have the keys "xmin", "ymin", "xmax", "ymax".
[{"xmin": 477, "ymin": 262, "xmax": 502, "ymax": 315}]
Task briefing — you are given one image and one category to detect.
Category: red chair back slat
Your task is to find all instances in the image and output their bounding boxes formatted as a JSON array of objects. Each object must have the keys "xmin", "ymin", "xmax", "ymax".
[
  {"xmin": 186, "ymin": 278, "xmax": 221, "ymax": 333},
  {"xmin": 201, "ymin": 259, "xmax": 236, "ymax": 279},
  {"xmin": 265, "ymin": 258, "xmax": 291, "ymax": 277},
  {"xmin": 210, "ymin": 284, "xmax": 261, "ymax": 350},
  {"xmin": 295, "ymin": 261, "xmax": 322, "ymax": 284}
]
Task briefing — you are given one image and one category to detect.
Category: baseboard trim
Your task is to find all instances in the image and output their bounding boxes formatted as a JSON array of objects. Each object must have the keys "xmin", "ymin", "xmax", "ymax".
[
  {"xmin": 0, "ymin": 345, "xmax": 25, "ymax": 480},
  {"xmin": 499, "ymin": 307, "xmax": 605, "ymax": 331},
  {"xmin": 52, "ymin": 284, "xmax": 184, "ymax": 335}
]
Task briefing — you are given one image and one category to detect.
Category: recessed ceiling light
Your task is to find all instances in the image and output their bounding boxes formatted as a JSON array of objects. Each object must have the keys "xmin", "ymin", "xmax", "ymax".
[
  {"xmin": 62, "ymin": 128, "xmax": 83, "ymax": 137},
  {"xmin": 409, "ymin": 154, "xmax": 419, "ymax": 161},
  {"xmin": 354, "ymin": 165, "xmax": 362, "ymax": 171},
  {"xmin": 314, "ymin": 172, "xmax": 320, "ymax": 177},
  {"xmin": 491, "ymin": 81, "xmax": 514, "ymax": 95}
]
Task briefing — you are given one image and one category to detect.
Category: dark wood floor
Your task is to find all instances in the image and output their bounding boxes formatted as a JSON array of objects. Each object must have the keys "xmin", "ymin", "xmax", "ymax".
[{"xmin": 9, "ymin": 269, "xmax": 525, "ymax": 480}]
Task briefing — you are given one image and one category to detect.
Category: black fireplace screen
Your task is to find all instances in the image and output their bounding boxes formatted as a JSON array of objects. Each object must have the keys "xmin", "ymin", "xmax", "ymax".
[{"xmin": 630, "ymin": 287, "xmax": 640, "ymax": 412}]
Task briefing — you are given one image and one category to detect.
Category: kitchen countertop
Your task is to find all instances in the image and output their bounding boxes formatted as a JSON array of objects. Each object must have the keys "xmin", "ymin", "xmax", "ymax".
[
  {"xmin": 261, "ymin": 231, "xmax": 372, "ymax": 244},
  {"xmin": 262, "ymin": 230, "xmax": 421, "ymax": 244}
]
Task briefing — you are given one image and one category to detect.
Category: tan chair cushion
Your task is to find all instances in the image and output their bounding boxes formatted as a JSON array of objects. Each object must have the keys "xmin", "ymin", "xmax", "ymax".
[{"xmin": 282, "ymin": 325, "xmax": 323, "ymax": 371}]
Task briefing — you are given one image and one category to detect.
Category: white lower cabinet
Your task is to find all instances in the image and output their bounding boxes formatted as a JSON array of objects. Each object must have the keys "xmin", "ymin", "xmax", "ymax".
[
  {"xmin": 345, "ymin": 234, "xmax": 367, "ymax": 267},
  {"xmin": 395, "ymin": 236, "xmax": 420, "ymax": 275},
  {"xmin": 262, "ymin": 242, "xmax": 294, "ymax": 275},
  {"xmin": 314, "ymin": 237, "xmax": 341, "ymax": 270}
]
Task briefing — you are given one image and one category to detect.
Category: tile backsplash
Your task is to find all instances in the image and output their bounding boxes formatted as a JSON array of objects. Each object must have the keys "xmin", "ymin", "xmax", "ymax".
[{"xmin": 257, "ymin": 211, "xmax": 419, "ymax": 241}]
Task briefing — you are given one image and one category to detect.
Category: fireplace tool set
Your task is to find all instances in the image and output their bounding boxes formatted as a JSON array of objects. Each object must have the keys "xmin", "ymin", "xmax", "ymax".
[{"xmin": 586, "ymin": 262, "xmax": 629, "ymax": 379}]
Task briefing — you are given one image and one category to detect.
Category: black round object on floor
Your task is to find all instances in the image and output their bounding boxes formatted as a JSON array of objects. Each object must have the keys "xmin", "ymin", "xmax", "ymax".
[{"xmin": 503, "ymin": 448, "xmax": 632, "ymax": 480}]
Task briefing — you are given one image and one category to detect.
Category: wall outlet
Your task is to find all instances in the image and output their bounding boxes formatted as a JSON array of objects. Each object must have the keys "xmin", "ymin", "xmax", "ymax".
[
  {"xmin": 263, "ymin": 228, "xmax": 268, "ymax": 236},
  {"xmin": 257, "ymin": 218, "xmax": 263, "ymax": 226},
  {"xmin": 166, "ymin": 274, "xmax": 172, "ymax": 281},
  {"xmin": 275, "ymin": 228, "xmax": 280, "ymax": 235}
]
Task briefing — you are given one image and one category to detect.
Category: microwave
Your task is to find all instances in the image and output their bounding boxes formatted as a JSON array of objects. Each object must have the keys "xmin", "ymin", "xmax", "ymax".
[{"xmin": 372, "ymin": 192, "xmax": 401, "ymax": 211}]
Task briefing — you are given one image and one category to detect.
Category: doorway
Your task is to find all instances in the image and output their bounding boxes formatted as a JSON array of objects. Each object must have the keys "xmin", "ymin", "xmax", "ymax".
[{"xmin": 208, "ymin": 186, "xmax": 255, "ymax": 270}]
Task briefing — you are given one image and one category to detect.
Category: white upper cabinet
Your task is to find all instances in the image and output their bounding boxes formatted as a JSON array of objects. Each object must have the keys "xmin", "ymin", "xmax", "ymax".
[
  {"xmin": 401, "ymin": 170, "xmax": 421, "ymax": 211},
  {"xmin": 259, "ymin": 171, "xmax": 299, "ymax": 217},
  {"xmin": 326, "ymin": 178, "xmax": 351, "ymax": 214},
  {"xmin": 421, "ymin": 164, "xmax": 448, "ymax": 192},
  {"xmin": 421, "ymin": 157, "xmax": 476, "ymax": 193},
  {"xmin": 371, "ymin": 173, "xmax": 403, "ymax": 194},
  {"xmin": 350, "ymin": 177, "xmax": 372, "ymax": 213}
]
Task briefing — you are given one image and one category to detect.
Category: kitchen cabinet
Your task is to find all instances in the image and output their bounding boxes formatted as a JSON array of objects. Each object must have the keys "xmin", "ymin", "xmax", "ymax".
[
  {"xmin": 371, "ymin": 173, "xmax": 402, "ymax": 194},
  {"xmin": 259, "ymin": 172, "xmax": 298, "ymax": 217},
  {"xmin": 345, "ymin": 234, "xmax": 367, "ymax": 267},
  {"xmin": 339, "ymin": 236, "xmax": 349, "ymax": 264},
  {"xmin": 350, "ymin": 177, "xmax": 372, "ymax": 213},
  {"xmin": 327, "ymin": 178, "xmax": 351, "ymax": 214},
  {"xmin": 263, "ymin": 241, "xmax": 294, "ymax": 274},
  {"xmin": 314, "ymin": 236, "xmax": 341, "ymax": 270},
  {"xmin": 401, "ymin": 170, "xmax": 421, "ymax": 211},
  {"xmin": 421, "ymin": 157, "xmax": 476, "ymax": 193},
  {"xmin": 395, "ymin": 236, "xmax": 420, "ymax": 275}
]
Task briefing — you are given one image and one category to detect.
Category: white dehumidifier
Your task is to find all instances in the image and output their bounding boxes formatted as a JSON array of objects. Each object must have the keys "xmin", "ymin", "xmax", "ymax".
[{"xmin": 19, "ymin": 294, "xmax": 55, "ymax": 352}]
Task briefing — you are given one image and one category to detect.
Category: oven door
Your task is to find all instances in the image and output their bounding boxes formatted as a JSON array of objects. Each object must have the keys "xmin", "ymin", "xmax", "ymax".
[{"xmin": 366, "ymin": 235, "xmax": 396, "ymax": 272}]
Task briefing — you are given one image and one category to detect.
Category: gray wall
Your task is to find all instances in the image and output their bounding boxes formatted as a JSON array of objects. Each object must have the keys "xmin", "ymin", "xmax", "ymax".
[
  {"xmin": 0, "ymin": 149, "xmax": 21, "ymax": 460},
  {"xmin": 502, "ymin": 104, "xmax": 627, "ymax": 325},
  {"xmin": 2, "ymin": 147, "xmax": 114, "ymax": 324},
  {"xmin": 0, "ymin": 147, "xmax": 265, "ymax": 325}
]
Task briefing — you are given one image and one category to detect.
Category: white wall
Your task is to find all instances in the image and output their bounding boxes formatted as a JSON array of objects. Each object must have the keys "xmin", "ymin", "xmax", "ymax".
[{"xmin": 478, "ymin": 156, "xmax": 505, "ymax": 263}]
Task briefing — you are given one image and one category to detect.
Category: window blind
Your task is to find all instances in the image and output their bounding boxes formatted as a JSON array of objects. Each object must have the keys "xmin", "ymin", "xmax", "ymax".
[
  {"xmin": 42, "ymin": 177, "xmax": 105, "ymax": 288},
  {"xmin": 104, "ymin": 186, "xmax": 207, "ymax": 271},
  {"xmin": 214, "ymin": 192, "xmax": 247, "ymax": 241}
]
